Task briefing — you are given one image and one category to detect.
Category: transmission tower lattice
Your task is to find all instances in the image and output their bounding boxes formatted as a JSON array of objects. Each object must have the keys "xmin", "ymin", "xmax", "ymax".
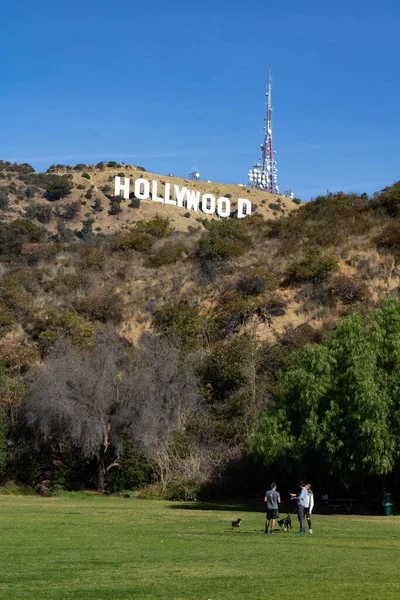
[{"xmin": 248, "ymin": 70, "xmax": 279, "ymax": 194}]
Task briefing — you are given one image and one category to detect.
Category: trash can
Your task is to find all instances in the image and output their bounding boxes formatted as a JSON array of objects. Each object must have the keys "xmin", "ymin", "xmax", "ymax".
[{"xmin": 384, "ymin": 504, "xmax": 395, "ymax": 516}]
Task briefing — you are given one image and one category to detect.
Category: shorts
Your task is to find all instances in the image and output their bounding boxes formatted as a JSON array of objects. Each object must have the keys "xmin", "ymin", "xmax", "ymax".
[{"xmin": 266, "ymin": 509, "xmax": 279, "ymax": 520}]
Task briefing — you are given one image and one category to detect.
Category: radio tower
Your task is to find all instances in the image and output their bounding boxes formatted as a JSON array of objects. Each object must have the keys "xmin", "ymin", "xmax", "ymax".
[{"xmin": 248, "ymin": 70, "xmax": 279, "ymax": 194}]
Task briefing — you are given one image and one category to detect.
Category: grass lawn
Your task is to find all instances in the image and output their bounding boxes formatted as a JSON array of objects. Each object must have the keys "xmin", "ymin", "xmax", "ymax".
[{"xmin": 0, "ymin": 494, "xmax": 399, "ymax": 600}]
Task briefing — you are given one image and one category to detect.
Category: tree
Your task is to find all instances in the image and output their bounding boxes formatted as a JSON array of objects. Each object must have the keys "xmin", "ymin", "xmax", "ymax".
[
  {"xmin": 24, "ymin": 330, "xmax": 198, "ymax": 490},
  {"xmin": 43, "ymin": 175, "xmax": 73, "ymax": 201},
  {"xmin": 0, "ymin": 220, "xmax": 44, "ymax": 258},
  {"xmin": 251, "ymin": 298, "xmax": 400, "ymax": 478}
]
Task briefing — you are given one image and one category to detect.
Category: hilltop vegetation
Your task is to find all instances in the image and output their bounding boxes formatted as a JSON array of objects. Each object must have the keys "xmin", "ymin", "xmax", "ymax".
[{"xmin": 1, "ymin": 159, "xmax": 400, "ymax": 499}]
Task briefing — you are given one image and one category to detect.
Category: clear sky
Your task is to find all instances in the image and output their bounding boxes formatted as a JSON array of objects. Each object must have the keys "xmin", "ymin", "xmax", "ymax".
[{"xmin": 1, "ymin": 0, "xmax": 399, "ymax": 200}]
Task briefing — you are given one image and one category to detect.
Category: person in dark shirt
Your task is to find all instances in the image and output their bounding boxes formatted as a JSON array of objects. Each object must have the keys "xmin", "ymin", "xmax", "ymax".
[{"xmin": 264, "ymin": 482, "xmax": 281, "ymax": 535}]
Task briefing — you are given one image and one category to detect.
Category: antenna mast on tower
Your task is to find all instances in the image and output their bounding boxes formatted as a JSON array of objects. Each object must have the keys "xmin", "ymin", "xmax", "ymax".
[{"xmin": 248, "ymin": 70, "xmax": 279, "ymax": 194}]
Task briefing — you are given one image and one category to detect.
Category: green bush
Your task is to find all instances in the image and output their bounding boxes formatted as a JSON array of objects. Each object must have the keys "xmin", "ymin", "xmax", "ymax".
[
  {"xmin": 93, "ymin": 198, "xmax": 103, "ymax": 212},
  {"xmin": 106, "ymin": 441, "xmax": 155, "ymax": 492},
  {"xmin": 135, "ymin": 216, "xmax": 174, "ymax": 239},
  {"xmin": 153, "ymin": 301, "xmax": 204, "ymax": 347},
  {"xmin": 85, "ymin": 186, "xmax": 95, "ymax": 200},
  {"xmin": 109, "ymin": 195, "xmax": 123, "ymax": 215},
  {"xmin": 374, "ymin": 223, "xmax": 400, "ymax": 262},
  {"xmin": 82, "ymin": 173, "xmax": 91, "ymax": 180},
  {"xmin": 113, "ymin": 230, "xmax": 156, "ymax": 252},
  {"xmin": 38, "ymin": 309, "xmax": 96, "ymax": 352},
  {"xmin": 287, "ymin": 248, "xmax": 338, "ymax": 283},
  {"xmin": 56, "ymin": 200, "xmax": 81, "ymax": 220},
  {"xmin": 43, "ymin": 175, "xmax": 73, "ymax": 201},
  {"xmin": 0, "ymin": 192, "xmax": 9, "ymax": 210},
  {"xmin": 369, "ymin": 181, "xmax": 400, "ymax": 217},
  {"xmin": 197, "ymin": 218, "xmax": 250, "ymax": 265},
  {"xmin": 0, "ymin": 302, "xmax": 16, "ymax": 335},
  {"xmin": 212, "ymin": 292, "xmax": 261, "ymax": 337},
  {"xmin": 25, "ymin": 203, "xmax": 53, "ymax": 224},
  {"xmin": 129, "ymin": 197, "xmax": 141, "ymax": 209},
  {"xmin": 0, "ymin": 220, "xmax": 44, "ymax": 258},
  {"xmin": 146, "ymin": 241, "xmax": 187, "ymax": 268}
]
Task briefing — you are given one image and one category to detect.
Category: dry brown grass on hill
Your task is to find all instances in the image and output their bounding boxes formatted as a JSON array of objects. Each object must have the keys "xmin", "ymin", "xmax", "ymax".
[{"xmin": 0, "ymin": 163, "xmax": 301, "ymax": 235}]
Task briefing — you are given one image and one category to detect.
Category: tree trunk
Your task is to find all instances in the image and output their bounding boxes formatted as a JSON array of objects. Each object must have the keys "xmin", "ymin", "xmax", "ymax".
[{"xmin": 97, "ymin": 452, "xmax": 106, "ymax": 492}]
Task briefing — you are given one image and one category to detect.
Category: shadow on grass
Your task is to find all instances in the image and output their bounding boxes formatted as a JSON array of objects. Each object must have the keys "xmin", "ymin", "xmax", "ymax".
[
  {"xmin": 168, "ymin": 501, "xmax": 295, "ymax": 514},
  {"xmin": 167, "ymin": 502, "xmax": 263, "ymax": 513}
]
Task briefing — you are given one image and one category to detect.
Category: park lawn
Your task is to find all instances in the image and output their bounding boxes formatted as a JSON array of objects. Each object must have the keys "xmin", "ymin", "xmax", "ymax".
[{"xmin": 0, "ymin": 495, "xmax": 399, "ymax": 600}]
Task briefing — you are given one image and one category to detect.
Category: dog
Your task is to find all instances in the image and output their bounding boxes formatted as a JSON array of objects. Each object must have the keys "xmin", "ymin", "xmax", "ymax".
[
  {"xmin": 231, "ymin": 518, "xmax": 242, "ymax": 530},
  {"xmin": 278, "ymin": 514, "xmax": 292, "ymax": 531}
]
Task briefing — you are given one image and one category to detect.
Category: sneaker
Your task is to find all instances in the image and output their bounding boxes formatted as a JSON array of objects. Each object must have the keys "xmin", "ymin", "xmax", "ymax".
[
  {"xmin": 296, "ymin": 531, "xmax": 305, "ymax": 535},
  {"xmin": 264, "ymin": 529, "xmax": 268, "ymax": 534},
  {"xmin": 270, "ymin": 531, "xmax": 275, "ymax": 535},
  {"xmin": 309, "ymin": 529, "xmax": 313, "ymax": 534}
]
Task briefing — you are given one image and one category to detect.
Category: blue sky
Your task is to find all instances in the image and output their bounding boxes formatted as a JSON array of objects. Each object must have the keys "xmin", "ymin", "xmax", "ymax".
[{"xmin": 1, "ymin": 0, "xmax": 399, "ymax": 200}]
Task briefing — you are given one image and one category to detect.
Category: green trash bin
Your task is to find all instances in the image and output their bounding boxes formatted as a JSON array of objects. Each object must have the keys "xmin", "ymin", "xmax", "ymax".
[{"xmin": 384, "ymin": 504, "xmax": 395, "ymax": 516}]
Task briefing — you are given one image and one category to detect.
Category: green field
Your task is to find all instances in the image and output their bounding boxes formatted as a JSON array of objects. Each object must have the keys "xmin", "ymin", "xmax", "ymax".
[{"xmin": 1, "ymin": 494, "xmax": 399, "ymax": 600}]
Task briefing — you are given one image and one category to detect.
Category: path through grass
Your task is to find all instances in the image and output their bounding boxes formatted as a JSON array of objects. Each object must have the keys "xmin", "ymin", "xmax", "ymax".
[{"xmin": 0, "ymin": 494, "xmax": 399, "ymax": 599}]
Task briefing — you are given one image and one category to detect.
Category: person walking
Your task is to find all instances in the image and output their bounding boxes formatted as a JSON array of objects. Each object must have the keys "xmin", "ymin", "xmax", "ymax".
[
  {"xmin": 305, "ymin": 484, "xmax": 314, "ymax": 533},
  {"xmin": 264, "ymin": 482, "xmax": 281, "ymax": 535},
  {"xmin": 290, "ymin": 481, "xmax": 308, "ymax": 534}
]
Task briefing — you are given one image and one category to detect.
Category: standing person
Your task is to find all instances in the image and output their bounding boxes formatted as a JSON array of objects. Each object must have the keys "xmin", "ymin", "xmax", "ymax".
[
  {"xmin": 305, "ymin": 484, "xmax": 314, "ymax": 533},
  {"xmin": 264, "ymin": 482, "xmax": 281, "ymax": 535},
  {"xmin": 290, "ymin": 481, "xmax": 308, "ymax": 534}
]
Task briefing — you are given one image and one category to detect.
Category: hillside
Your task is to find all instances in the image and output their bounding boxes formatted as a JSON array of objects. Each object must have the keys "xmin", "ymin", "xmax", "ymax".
[
  {"xmin": 0, "ymin": 160, "xmax": 301, "ymax": 236},
  {"xmin": 1, "ymin": 158, "xmax": 400, "ymax": 498}
]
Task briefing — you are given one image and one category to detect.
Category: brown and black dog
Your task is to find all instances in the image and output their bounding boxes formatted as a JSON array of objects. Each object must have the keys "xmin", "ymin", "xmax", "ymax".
[{"xmin": 231, "ymin": 518, "xmax": 242, "ymax": 530}]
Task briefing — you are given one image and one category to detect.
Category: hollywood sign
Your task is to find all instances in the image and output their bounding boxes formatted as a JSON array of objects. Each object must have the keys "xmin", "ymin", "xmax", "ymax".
[{"xmin": 114, "ymin": 176, "xmax": 252, "ymax": 218}]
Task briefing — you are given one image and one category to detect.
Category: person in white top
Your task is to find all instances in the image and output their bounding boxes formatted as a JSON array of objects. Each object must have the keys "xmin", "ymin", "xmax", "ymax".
[{"xmin": 305, "ymin": 484, "xmax": 314, "ymax": 533}]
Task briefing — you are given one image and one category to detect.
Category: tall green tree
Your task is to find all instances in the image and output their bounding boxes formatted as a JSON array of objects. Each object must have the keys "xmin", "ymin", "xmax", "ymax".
[{"xmin": 251, "ymin": 298, "xmax": 400, "ymax": 477}]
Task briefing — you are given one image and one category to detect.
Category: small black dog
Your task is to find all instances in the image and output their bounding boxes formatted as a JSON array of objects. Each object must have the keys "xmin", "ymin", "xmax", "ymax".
[
  {"xmin": 232, "ymin": 518, "xmax": 242, "ymax": 530},
  {"xmin": 278, "ymin": 514, "xmax": 292, "ymax": 531}
]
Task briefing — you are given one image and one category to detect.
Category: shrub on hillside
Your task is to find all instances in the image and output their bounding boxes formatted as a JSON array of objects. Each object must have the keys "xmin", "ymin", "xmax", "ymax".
[
  {"xmin": 82, "ymin": 173, "xmax": 91, "ymax": 180},
  {"xmin": 374, "ymin": 223, "xmax": 400, "ymax": 262},
  {"xmin": 145, "ymin": 241, "xmax": 187, "ymax": 268},
  {"xmin": 287, "ymin": 248, "xmax": 338, "ymax": 283},
  {"xmin": 236, "ymin": 267, "xmax": 279, "ymax": 297},
  {"xmin": 25, "ymin": 203, "xmax": 53, "ymax": 224},
  {"xmin": 43, "ymin": 175, "xmax": 73, "ymax": 201},
  {"xmin": 129, "ymin": 197, "xmax": 141, "ymax": 209},
  {"xmin": 38, "ymin": 308, "xmax": 96, "ymax": 353},
  {"xmin": 0, "ymin": 302, "xmax": 16, "ymax": 336},
  {"xmin": 74, "ymin": 290, "xmax": 124, "ymax": 324},
  {"xmin": 135, "ymin": 216, "xmax": 174, "ymax": 239},
  {"xmin": 212, "ymin": 291, "xmax": 261, "ymax": 337},
  {"xmin": 85, "ymin": 186, "xmax": 95, "ymax": 200},
  {"xmin": 0, "ymin": 220, "xmax": 44, "ymax": 258},
  {"xmin": 56, "ymin": 200, "xmax": 81, "ymax": 220},
  {"xmin": 197, "ymin": 219, "xmax": 250, "ymax": 268},
  {"xmin": 0, "ymin": 275, "xmax": 33, "ymax": 319},
  {"xmin": 326, "ymin": 274, "xmax": 368, "ymax": 305},
  {"xmin": 109, "ymin": 195, "xmax": 123, "ymax": 215},
  {"xmin": 113, "ymin": 230, "xmax": 156, "ymax": 252},
  {"xmin": 369, "ymin": 181, "xmax": 400, "ymax": 217},
  {"xmin": 153, "ymin": 302, "xmax": 204, "ymax": 347},
  {"xmin": 93, "ymin": 198, "xmax": 103, "ymax": 212},
  {"xmin": 24, "ymin": 186, "xmax": 37, "ymax": 199}
]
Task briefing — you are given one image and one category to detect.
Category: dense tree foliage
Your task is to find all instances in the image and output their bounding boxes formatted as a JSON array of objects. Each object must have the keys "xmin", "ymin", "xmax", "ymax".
[{"xmin": 251, "ymin": 298, "xmax": 400, "ymax": 477}]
